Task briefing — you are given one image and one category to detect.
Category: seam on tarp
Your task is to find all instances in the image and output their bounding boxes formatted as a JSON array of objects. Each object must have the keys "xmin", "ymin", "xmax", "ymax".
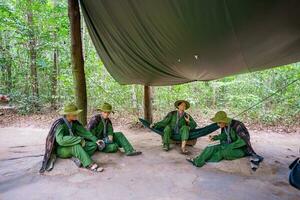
[{"xmin": 223, "ymin": 0, "xmax": 250, "ymax": 73}]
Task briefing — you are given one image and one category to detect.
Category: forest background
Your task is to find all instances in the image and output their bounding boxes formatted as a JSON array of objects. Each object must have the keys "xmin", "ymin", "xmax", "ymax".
[{"xmin": 1, "ymin": 0, "xmax": 299, "ymax": 128}]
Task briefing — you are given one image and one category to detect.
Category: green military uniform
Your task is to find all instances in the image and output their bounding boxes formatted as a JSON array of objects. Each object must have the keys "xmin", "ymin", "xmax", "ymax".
[
  {"xmin": 55, "ymin": 103, "xmax": 99, "ymax": 168},
  {"xmin": 191, "ymin": 111, "xmax": 248, "ymax": 167},
  {"xmin": 154, "ymin": 106, "xmax": 197, "ymax": 148},
  {"xmin": 55, "ymin": 121, "xmax": 98, "ymax": 167},
  {"xmin": 89, "ymin": 117, "xmax": 135, "ymax": 154},
  {"xmin": 88, "ymin": 103, "xmax": 139, "ymax": 156},
  {"xmin": 192, "ymin": 124, "xmax": 247, "ymax": 167}
]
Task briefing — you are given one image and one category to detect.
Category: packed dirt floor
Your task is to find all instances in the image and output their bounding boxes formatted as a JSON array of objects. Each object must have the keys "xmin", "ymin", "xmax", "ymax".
[{"xmin": 0, "ymin": 122, "xmax": 300, "ymax": 200}]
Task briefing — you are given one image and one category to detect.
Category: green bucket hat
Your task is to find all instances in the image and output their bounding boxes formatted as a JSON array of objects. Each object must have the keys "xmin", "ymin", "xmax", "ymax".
[
  {"xmin": 97, "ymin": 102, "xmax": 113, "ymax": 113},
  {"xmin": 174, "ymin": 100, "xmax": 190, "ymax": 110},
  {"xmin": 211, "ymin": 111, "xmax": 231, "ymax": 124},
  {"xmin": 59, "ymin": 103, "xmax": 82, "ymax": 115}
]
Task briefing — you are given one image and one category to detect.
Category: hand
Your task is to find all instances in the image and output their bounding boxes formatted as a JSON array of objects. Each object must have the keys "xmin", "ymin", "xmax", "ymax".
[
  {"xmin": 103, "ymin": 137, "xmax": 111, "ymax": 144},
  {"xmin": 81, "ymin": 139, "xmax": 86, "ymax": 147},
  {"xmin": 96, "ymin": 140, "xmax": 102, "ymax": 145},
  {"xmin": 184, "ymin": 114, "xmax": 190, "ymax": 123},
  {"xmin": 208, "ymin": 135, "xmax": 214, "ymax": 142}
]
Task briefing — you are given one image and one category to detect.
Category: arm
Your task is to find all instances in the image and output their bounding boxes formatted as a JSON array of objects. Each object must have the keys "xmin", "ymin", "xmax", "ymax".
[
  {"xmin": 107, "ymin": 123, "xmax": 114, "ymax": 141},
  {"xmin": 89, "ymin": 125, "xmax": 99, "ymax": 137},
  {"xmin": 226, "ymin": 134, "xmax": 246, "ymax": 149},
  {"xmin": 212, "ymin": 131, "xmax": 227, "ymax": 142},
  {"xmin": 74, "ymin": 122, "xmax": 98, "ymax": 142},
  {"xmin": 55, "ymin": 124, "xmax": 82, "ymax": 146},
  {"xmin": 153, "ymin": 112, "xmax": 172, "ymax": 129}
]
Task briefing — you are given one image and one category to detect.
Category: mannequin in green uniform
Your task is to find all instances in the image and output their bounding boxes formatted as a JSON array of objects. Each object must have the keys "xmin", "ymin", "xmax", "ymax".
[
  {"xmin": 55, "ymin": 103, "xmax": 104, "ymax": 172},
  {"xmin": 187, "ymin": 111, "xmax": 248, "ymax": 167},
  {"xmin": 88, "ymin": 103, "xmax": 142, "ymax": 156},
  {"xmin": 153, "ymin": 100, "xmax": 197, "ymax": 154}
]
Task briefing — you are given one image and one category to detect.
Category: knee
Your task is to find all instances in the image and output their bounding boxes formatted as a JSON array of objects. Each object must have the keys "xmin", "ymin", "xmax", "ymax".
[
  {"xmin": 180, "ymin": 125, "xmax": 189, "ymax": 131},
  {"xmin": 72, "ymin": 144, "xmax": 84, "ymax": 152},
  {"xmin": 114, "ymin": 132, "xmax": 124, "ymax": 137},
  {"xmin": 164, "ymin": 125, "xmax": 171, "ymax": 132},
  {"xmin": 111, "ymin": 144, "xmax": 119, "ymax": 152},
  {"xmin": 105, "ymin": 144, "xmax": 119, "ymax": 153},
  {"xmin": 89, "ymin": 142, "xmax": 98, "ymax": 150}
]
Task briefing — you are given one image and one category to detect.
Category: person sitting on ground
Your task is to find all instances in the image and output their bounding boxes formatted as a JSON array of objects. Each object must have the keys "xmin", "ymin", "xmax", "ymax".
[
  {"xmin": 87, "ymin": 102, "xmax": 142, "ymax": 156},
  {"xmin": 187, "ymin": 111, "xmax": 263, "ymax": 168},
  {"xmin": 40, "ymin": 103, "xmax": 104, "ymax": 173},
  {"xmin": 152, "ymin": 100, "xmax": 197, "ymax": 154}
]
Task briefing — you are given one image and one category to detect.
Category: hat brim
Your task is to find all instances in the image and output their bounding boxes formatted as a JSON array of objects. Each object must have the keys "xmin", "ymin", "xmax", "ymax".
[
  {"xmin": 98, "ymin": 108, "xmax": 114, "ymax": 113},
  {"xmin": 174, "ymin": 100, "xmax": 190, "ymax": 110},
  {"xmin": 210, "ymin": 117, "xmax": 231, "ymax": 124},
  {"xmin": 59, "ymin": 109, "xmax": 82, "ymax": 115}
]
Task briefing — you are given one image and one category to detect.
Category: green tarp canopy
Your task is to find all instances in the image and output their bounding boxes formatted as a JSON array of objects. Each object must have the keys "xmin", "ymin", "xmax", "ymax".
[{"xmin": 80, "ymin": 0, "xmax": 300, "ymax": 86}]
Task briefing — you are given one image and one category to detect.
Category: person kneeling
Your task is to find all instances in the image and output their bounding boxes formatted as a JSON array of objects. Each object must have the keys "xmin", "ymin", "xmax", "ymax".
[
  {"xmin": 88, "ymin": 103, "xmax": 142, "ymax": 156},
  {"xmin": 40, "ymin": 103, "xmax": 104, "ymax": 173},
  {"xmin": 187, "ymin": 111, "xmax": 263, "ymax": 168}
]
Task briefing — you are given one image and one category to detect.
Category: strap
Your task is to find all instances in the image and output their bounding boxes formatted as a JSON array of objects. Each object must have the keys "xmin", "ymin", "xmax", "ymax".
[
  {"xmin": 100, "ymin": 115, "xmax": 108, "ymax": 138},
  {"xmin": 234, "ymin": 78, "xmax": 299, "ymax": 118},
  {"xmin": 62, "ymin": 117, "xmax": 74, "ymax": 136},
  {"xmin": 224, "ymin": 121, "xmax": 232, "ymax": 144}
]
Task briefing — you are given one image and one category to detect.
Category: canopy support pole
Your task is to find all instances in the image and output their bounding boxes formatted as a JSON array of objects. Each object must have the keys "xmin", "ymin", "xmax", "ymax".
[
  {"xmin": 68, "ymin": 0, "xmax": 87, "ymax": 125},
  {"xmin": 143, "ymin": 85, "xmax": 153, "ymax": 123}
]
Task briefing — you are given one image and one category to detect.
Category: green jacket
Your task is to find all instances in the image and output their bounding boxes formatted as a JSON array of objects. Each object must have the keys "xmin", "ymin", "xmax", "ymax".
[
  {"xmin": 154, "ymin": 110, "xmax": 197, "ymax": 130},
  {"xmin": 55, "ymin": 121, "xmax": 98, "ymax": 147},
  {"xmin": 212, "ymin": 126, "xmax": 246, "ymax": 149},
  {"xmin": 88, "ymin": 115, "xmax": 114, "ymax": 140}
]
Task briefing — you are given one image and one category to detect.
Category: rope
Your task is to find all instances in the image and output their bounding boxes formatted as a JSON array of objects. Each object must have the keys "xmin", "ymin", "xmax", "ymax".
[{"xmin": 234, "ymin": 78, "xmax": 300, "ymax": 118}]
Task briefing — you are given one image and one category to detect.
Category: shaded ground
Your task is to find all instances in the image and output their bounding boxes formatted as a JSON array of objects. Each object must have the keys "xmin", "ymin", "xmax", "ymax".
[{"xmin": 0, "ymin": 125, "xmax": 299, "ymax": 200}]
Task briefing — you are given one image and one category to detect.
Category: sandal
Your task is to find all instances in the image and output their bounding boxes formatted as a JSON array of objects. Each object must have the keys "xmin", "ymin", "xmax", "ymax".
[
  {"xmin": 71, "ymin": 157, "xmax": 82, "ymax": 168},
  {"xmin": 181, "ymin": 148, "xmax": 189, "ymax": 155},
  {"xmin": 186, "ymin": 157, "xmax": 195, "ymax": 165},
  {"xmin": 163, "ymin": 144, "xmax": 169, "ymax": 151},
  {"xmin": 88, "ymin": 163, "xmax": 104, "ymax": 172},
  {"xmin": 126, "ymin": 150, "xmax": 142, "ymax": 156}
]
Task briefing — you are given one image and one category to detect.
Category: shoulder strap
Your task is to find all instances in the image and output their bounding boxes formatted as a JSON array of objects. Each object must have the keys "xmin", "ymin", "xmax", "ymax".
[{"xmin": 62, "ymin": 117, "xmax": 74, "ymax": 136}]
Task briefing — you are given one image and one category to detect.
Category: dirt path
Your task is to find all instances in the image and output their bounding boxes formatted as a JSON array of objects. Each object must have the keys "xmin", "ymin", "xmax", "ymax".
[{"xmin": 0, "ymin": 126, "xmax": 299, "ymax": 200}]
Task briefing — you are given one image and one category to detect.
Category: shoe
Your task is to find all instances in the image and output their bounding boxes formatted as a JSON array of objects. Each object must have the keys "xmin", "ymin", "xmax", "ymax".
[
  {"xmin": 71, "ymin": 157, "xmax": 82, "ymax": 167},
  {"xmin": 126, "ymin": 150, "xmax": 142, "ymax": 156},
  {"xmin": 163, "ymin": 144, "xmax": 169, "ymax": 151},
  {"xmin": 186, "ymin": 157, "xmax": 195, "ymax": 165}
]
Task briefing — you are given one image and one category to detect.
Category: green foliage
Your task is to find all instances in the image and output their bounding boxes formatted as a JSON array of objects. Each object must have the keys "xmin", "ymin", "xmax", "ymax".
[{"xmin": 0, "ymin": 0, "xmax": 299, "ymax": 126}]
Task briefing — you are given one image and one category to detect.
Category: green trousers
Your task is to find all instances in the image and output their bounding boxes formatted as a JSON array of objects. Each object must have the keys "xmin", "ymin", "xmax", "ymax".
[
  {"xmin": 101, "ymin": 132, "xmax": 134, "ymax": 154},
  {"xmin": 193, "ymin": 144, "xmax": 246, "ymax": 167},
  {"xmin": 56, "ymin": 141, "xmax": 97, "ymax": 167},
  {"xmin": 163, "ymin": 125, "xmax": 189, "ymax": 145}
]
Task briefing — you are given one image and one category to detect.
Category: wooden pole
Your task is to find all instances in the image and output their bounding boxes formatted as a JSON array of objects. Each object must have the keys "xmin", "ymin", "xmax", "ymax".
[
  {"xmin": 68, "ymin": 0, "xmax": 87, "ymax": 125},
  {"xmin": 143, "ymin": 85, "xmax": 153, "ymax": 123}
]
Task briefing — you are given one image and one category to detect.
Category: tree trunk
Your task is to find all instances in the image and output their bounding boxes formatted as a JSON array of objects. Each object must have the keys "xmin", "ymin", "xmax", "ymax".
[
  {"xmin": 143, "ymin": 85, "xmax": 153, "ymax": 123},
  {"xmin": 68, "ymin": 0, "xmax": 87, "ymax": 125},
  {"xmin": 50, "ymin": 48, "xmax": 58, "ymax": 109},
  {"xmin": 27, "ymin": 0, "xmax": 39, "ymax": 100},
  {"xmin": 131, "ymin": 85, "xmax": 138, "ymax": 115},
  {"xmin": 50, "ymin": 0, "xmax": 58, "ymax": 109},
  {"xmin": 0, "ymin": 32, "xmax": 13, "ymax": 93}
]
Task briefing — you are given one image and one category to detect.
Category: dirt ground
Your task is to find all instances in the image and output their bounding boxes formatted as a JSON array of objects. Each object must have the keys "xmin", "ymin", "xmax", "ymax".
[{"xmin": 0, "ymin": 123, "xmax": 299, "ymax": 200}]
